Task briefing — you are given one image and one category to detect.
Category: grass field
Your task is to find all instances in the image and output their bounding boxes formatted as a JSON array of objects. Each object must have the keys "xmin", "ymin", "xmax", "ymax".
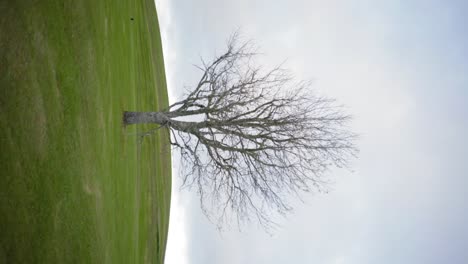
[{"xmin": 0, "ymin": 1, "xmax": 171, "ymax": 263}]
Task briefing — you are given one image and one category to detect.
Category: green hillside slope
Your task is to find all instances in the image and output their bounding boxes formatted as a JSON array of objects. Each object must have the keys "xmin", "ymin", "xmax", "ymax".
[{"xmin": 0, "ymin": 1, "xmax": 171, "ymax": 263}]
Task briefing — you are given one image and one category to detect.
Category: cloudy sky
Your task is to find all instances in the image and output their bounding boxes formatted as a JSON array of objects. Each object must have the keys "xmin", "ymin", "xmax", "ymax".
[{"xmin": 157, "ymin": 1, "xmax": 468, "ymax": 263}]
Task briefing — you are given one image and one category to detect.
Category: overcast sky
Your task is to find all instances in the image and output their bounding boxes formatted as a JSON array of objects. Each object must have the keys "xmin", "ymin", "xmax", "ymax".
[{"xmin": 157, "ymin": 1, "xmax": 468, "ymax": 263}]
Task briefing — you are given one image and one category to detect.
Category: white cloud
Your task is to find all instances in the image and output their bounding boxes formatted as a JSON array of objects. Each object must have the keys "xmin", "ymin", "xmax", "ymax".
[
  {"xmin": 164, "ymin": 192, "xmax": 189, "ymax": 264},
  {"xmin": 155, "ymin": 0, "xmax": 178, "ymax": 103},
  {"xmin": 155, "ymin": 1, "xmax": 189, "ymax": 264},
  {"xmin": 157, "ymin": 1, "xmax": 468, "ymax": 263}
]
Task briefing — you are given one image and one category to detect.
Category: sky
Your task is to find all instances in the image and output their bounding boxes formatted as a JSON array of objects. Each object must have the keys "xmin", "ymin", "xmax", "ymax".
[{"xmin": 157, "ymin": 1, "xmax": 468, "ymax": 263}]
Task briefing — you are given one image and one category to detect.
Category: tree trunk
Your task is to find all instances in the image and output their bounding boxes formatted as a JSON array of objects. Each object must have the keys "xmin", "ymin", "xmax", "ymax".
[
  {"xmin": 122, "ymin": 111, "xmax": 199, "ymax": 133},
  {"xmin": 123, "ymin": 111, "xmax": 169, "ymax": 125}
]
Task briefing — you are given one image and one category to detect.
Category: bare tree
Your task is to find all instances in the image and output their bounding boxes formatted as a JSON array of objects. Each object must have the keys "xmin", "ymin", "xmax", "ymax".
[{"xmin": 123, "ymin": 34, "xmax": 356, "ymax": 230}]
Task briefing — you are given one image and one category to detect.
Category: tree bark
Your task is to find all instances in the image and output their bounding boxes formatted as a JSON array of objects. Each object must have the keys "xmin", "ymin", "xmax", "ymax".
[
  {"xmin": 123, "ymin": 111, "xmax": 200, "ymax": 133},
  {"xmin": 123, "ymin": 111, "xmax": 169, "ymax": 125}
]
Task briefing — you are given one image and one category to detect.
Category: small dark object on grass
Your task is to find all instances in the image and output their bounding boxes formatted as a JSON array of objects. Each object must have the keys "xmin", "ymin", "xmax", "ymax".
[{"xmin": 130, "ymin": 17, "xmax": 134, "ymax": 21}]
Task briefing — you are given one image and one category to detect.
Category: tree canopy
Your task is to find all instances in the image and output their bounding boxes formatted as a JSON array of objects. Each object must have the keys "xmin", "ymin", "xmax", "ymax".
[{"xmin": 124, "ymin": 33, "xmax": 357, "ymax": 230}]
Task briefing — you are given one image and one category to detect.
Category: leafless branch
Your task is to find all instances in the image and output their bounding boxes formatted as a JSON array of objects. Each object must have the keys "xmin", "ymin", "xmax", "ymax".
[{"xmin": 124, "ymin": 32, "xmax": 357, "ymax": 231}]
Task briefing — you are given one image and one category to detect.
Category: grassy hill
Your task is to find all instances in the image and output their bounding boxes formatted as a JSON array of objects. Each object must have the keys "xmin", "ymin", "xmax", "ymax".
[{"xmin": 0, "ymin": 0, "xmax": 171, "ymax": 263}]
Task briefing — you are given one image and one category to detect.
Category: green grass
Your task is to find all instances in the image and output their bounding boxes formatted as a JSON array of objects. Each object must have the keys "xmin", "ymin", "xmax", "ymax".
[{"xmin": 0, "ymin": 1, "xmax": 171, "ymax": 263}]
